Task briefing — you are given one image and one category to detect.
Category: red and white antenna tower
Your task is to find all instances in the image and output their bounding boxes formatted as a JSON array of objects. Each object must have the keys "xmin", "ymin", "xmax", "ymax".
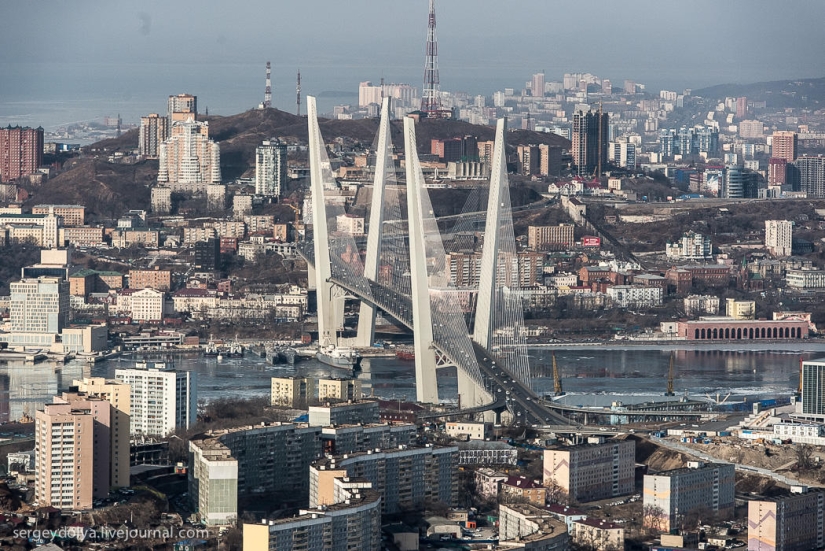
[
  {"xmin": 264, "ymin": 61, "xmax": 272, "ymax": 109},
  {"xmin": 421, "ymin": 0, "xmax": 449, "ymax": 118}
]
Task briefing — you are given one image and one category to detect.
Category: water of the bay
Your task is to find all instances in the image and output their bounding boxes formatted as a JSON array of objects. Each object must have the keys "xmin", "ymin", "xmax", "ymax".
[{"xmin": 2, "ymin": 343, "xmax": 824, "ymax": 423}]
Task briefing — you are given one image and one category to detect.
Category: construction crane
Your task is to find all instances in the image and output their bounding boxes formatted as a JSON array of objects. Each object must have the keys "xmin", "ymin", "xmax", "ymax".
[
  {"xmin": 552, "ymin": 353, "xmax": 564, "ymax": 396},
  {"xmin": 665, "ymin": 352, "xmax": 676, "ymax": 396}
]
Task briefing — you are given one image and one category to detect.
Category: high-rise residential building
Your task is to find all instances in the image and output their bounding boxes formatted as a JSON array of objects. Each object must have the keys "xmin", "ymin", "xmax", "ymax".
[
  {"xmin": 765, "ymin": 220, "xmax": 793, "ymax": 257},
  {"xmin": 528, "ymin": 225, "xmax": 575, "ymax": 250},
  {"xmin": 35, "ymin": 400, "xmax": 95, "ymax": 509},
  {"xmin": 517, "ymin": 144, "xmax": 540, "ymax": 175},
  {"xmin": 538, "ymin": 144, "xmax": 562, "ymax": 176},
  {"xmin": 157, "ymin": 118, "xmax": 221, "ymax": 193},
  {"xmin": 189, "ymin": 422, "xmax": 322, "ymax": 525},
  {"xmin": 194, "ymin": 237, "xmax": 221, "ymax": 271},
  {"xmin": 543, "ymin": 439, "xmax": 635, "ymax": 502},
  {"xmin": 72, "ymin": 377, "xmax": 131, "ymax": 489},
  {"xmin": 572, "ymin": 109, "xmax": 609, "ymax": 177},
  {"xmin": 271, "ymin": 376, "xmax": 316, "ymax": 407},
  {"xmin": 0, "ymin": 125, "xmax": 44, "ymax": 183},
  {"xmin": 801, "ymin": 358, "xmax": 825, "ymax": 417},
  {"xmin": 723, "ymin": 166, "xmax": 759, "ymax": 198},
  {"xmin": 643, "ymin": 462, "xmax": 735, "ymax": 533},
  {"xmin": 736, "ymin": 96, "xmax": 748, "ymax": 119},
  {"xmin": 531, "ymin": 72, "xmax": 545, "ymax": 97},
  {"xmin": 139, "ymin": 113, "xmax": 169, "ymax": 158},
  {"xmin": 115, "ymin": 364, "xmax": 197, "ymax": 437},
  {"xmin": 309, "ymin": 445, "xmax": 459, "ymax": 514},
  {"xmin": 609, "ymin": 138, "xmax": 637, "ymax": 169},
  {"xmin": 255, "ymin": 139, "xmax": 287, "ymax": 197},
  {"xmin": 794, "ymin": 155, "xmax": 825, "ymax": 198},
  {"xmin": 748, "ymin": 488, "xmax": 825, "ymax": 551},
  {"xmin": 243, "ymin": 487, "xmax": 381, "ymax": 551},
  {"xmin": 10, "ymin": 276, "xmax": 69, "ymax": 334},
  {"xmin": 659, "ymin": 126, "xmax": 718, "ymax": 158},
  {"xmin": 772, "ymin": 131, "xmax": 798, "ymax": 162},
  {"xmin": 167, "ymin": 93, "xmax": 197, "ymax": 124},
  {"xmin": 769, "ymin": 158, "xmax": 789, "ymax": 187}
]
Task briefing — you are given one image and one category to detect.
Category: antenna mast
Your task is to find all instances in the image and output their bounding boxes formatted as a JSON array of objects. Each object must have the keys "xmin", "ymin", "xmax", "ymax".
[
  {"xmin": 421, "ymin": 0, "xmax": 448, "ymax": 118},
  {"xmin": 296, "ymin": 69, "xmax": 302, "ymax": 116},
  {"xmin": 264, "ymin": 61, "xmax": 272, "ymax": 109}
]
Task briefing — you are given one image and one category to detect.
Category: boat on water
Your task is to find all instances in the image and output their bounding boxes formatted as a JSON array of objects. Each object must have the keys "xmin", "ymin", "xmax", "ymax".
[
  {"xmin": 316, "ymin": 346, "xmax": 362, "ymax": 369},
  {"xmin": 271, "ymin": 347, "xmax": 299, "ymax": 365},
  {"xmin": 203, "ymin": 339, "xmax": 220, "ymax": 356},
  {"xmin": 224, "ymin": 340, "xmax": 244, "ymax": 359}
]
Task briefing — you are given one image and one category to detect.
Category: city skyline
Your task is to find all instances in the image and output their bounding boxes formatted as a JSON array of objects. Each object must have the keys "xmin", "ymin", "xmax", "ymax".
[{"xmin": 1, "ymin": 1, "xmax": 824, "ymax": 130}]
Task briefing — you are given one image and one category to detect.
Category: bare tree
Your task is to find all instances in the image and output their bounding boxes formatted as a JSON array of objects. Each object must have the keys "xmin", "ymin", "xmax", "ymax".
[
  {"xmin": 642, "ymin": 503, "xmax": 667, "ymax": 536},
  {"xmin": 797, "ymin": 444, "xmax": 815, "ymax": 471}
]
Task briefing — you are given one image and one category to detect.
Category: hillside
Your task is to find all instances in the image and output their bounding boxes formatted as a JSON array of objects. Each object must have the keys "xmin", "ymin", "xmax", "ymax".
[
  {"xmin": 87, "ymin": 108, "xmax": 571, "ymax": 181},
  {"xmin": 23, "ymin": 157, "xmax": 154, "ymax": 219},
  {"xmin": 693, "ymin": 76, "xmax": 825, "ymax": 108}
]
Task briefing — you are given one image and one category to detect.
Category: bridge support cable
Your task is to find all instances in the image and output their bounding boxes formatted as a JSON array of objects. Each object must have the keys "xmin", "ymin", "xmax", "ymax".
[
  {"xmin": 472, "ymin": 118, "xmax": 533, "ymax": 390},
  {"xmin": 404, "ymin": 117, "xmax": 489, "ymax": 406},
  {"xmin": 307, "ymin": 96, "xmax": 374, "ymax": 346}
]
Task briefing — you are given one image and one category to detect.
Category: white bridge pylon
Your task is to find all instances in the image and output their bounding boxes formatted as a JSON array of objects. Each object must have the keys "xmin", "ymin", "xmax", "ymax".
[
  {"xmin": 354, "ymin": 97, "xmax": 391, "ymax": 348},
  {"xmin": 404, "ymin": 116, "xmax": 440, "ymax": 404},
  {"xmin": 307, "ymin": 96, "xmax": 339, "ymax": 347}
]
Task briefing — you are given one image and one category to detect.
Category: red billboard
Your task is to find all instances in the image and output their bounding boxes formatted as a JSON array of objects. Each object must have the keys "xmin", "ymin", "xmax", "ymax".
[{"xmin": 582, "ymin": 236, "xmax": 601, "ymax": 247}]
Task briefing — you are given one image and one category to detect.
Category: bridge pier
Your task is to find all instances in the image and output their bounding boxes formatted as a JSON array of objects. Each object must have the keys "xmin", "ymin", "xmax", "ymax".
[{"xmin": 404, "ymin": 117, "xmax": 438, "ymax": 404}]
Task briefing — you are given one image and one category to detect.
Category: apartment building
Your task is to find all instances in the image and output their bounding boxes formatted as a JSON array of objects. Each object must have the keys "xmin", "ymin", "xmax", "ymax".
[
  {"xmin": 128, "ymin": 268, "xmax": 172, "ymax": 291},
  {"xmin": 309, "ymin": 445, "xmax": 458, "ymax": 514},
  {"xmin": 572, "ymin": 518, "xmax": 625, "ymax": 551},
  {"xmin": 139, "ymin": 113, "xmax": 169, "ymax": 158},
  {"xmin": 271, "ymin": 376, "xmax": 315, "ymax": 408},
  {"xmin": 255, "ymin": 139, "xmax": 287, "ymax": 197},
  {"xmin": 115, "ymin": 365, "xmax": 196, "ymax": 437},
  {"xmin": 243, "ymin": 487, "xmax": 381, "ymax": 551},
  {"xmin": 498, "ymin": 503, "xmax": 571, "ymax": 550},
  {"xmin": 543, "ymin": 439, "xmax": 635, "ymax": 502},
  {"xmin": 501, "ymin": 476, "xmax": 548, "ymax": 506},
  {"xmin": 33, "ymin": 204, "xmax": 85, "ymax": 227},
  {"xmin": 643, "ymin": 462, "xmax": 735, "ymax": 532},
  {"xmin": 189, "ymin": 422, "xmax": 323, "ymax": 525},
  {"xmin": 308, "ymin": 400, "xmax": 380, "ymax": 427},
  {"xmin": 72, "ymin": 377, "xmax": 131, "ymax": 488},
  {"xmin": 130, "ymin": 287, "xmax": 165, "ymax": 322},
  {"xmin": 317, "ymin": 378, "xmax": 362, "ymax": 402},
  {"xmin": 35, "ymin": 401, "xmax": 95, "ymax": 509},
  {"xmin": 748, "ymin": 488, "xmax": 825, "ymax": 551},
  {"xmin": 528, "ymin": 225, "xmax": 575, "ymax": 250},
  {"xmin": 319, "ymin": 423, "xmax": 416, "ymax": 455},
  {"xmin": 765, "ymin": 220, "xmax": 793, "ymax": 257}
]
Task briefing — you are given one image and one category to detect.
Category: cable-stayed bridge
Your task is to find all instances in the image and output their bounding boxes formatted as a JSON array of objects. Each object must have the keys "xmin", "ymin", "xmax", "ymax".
[{"xmin": 301, "ymin": 95, "xmax": 572, "ymax": 427}]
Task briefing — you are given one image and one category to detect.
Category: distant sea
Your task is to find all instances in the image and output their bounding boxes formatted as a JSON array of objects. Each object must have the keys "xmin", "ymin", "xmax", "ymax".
[{"xmin": 0, "ymin": 60, "xmax": 711, "ymax": 134}]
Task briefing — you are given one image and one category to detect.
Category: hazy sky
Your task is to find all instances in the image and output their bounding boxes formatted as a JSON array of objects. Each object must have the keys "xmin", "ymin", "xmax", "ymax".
[{"xmin": 2, "ymin": 0, "xmax": 824, "ymax": 93}]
